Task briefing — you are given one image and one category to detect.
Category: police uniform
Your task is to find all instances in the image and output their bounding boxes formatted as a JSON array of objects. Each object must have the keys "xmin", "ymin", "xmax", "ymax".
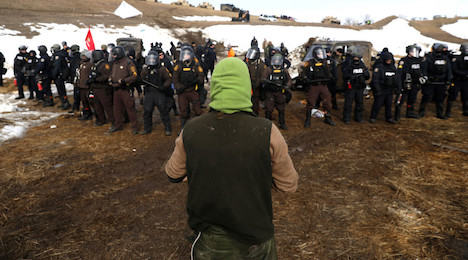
[
  {"xmin": 141, "ymin": 65, "xmax": 172, "ymax": 135},
  {"xmin": 89, "ymin": 60, "xmax": 114, "ymax": 125},
  {"xmin": 51, "ymin": 51, "xmax": 71, "ymax": 109},
  {"xmin": 34, "ymin": 53, "xmax": 53, "ymax": 106},
  {"xmin": 370, "ymin": 60, "xmax": 400, "ymax": 123},
  {"xmin": 449, "ymin": 53, "xmax": 468, "ymax": 116},
  {"xmin": 110, "ymin": 57, "xmax": 139, "ymax": 133},
  {"xmin": 77, "ymin": 59, "xmax": 93, "ymax": 120},
  {"xmin": 263, "ymin": 66, "xmax": 292, "ymax": 129},
  {"xmin": 419, "ymin": 52, "xmax": 452, "ymax": 119},
  {"xmin": 396, "ymin": 55, "xmax": 424, "ymax": 119},
  {"xmin": 342, "ymin": 60, "xmax": 370, "ymax": 123},
  {"xmin": 173, "ymin": 59, "xmax": 204, "ymax": 128},
  {"xmin": 246, "ymin": 59, "xmax": 267, "ymax": 115},
  {"xmin": 25, "ymin": 53, "xmax": 39, "ymax": 100},
  {"xmin": 14, "ymin": 51, "xmax": 27, "ymax": 98},
  {"xmin": 160, "ymin": 54, "xmax": 179, "ymax": 116}
]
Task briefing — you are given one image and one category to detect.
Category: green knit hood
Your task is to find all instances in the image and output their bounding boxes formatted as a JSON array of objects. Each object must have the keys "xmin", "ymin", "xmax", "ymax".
[{"xmin": 209, "ymin": 57, "xmax": 253, "ymax": 114}]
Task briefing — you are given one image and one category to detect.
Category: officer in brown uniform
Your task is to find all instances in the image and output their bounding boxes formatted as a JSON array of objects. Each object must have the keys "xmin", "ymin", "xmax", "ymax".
[
  {"xmin": 263, "ymin": 54, "xmax": 292, "ymax": 130},
  {"xmin": 173, "ymin": 46, "xmax": 204, "ymax": 128},
  {"xmin": 140, "ymin": 51, "xmax": 173, "ymax": 136},
  {"xmin": 77, "ymin": 50, "xmax": 93, "ymax": 121},
  {"xmin": 245, "ymin": 46, "xmax": 267, "ymax": 116},
  {"xmin": 108, "ymin": 46, "xmax": 139, "ymax": 134},
  {"xmin": 300, "ymin": 46, "xmax": 336, "ymax": 127},
  {"xmin": 87, "ymin": 50, "xmax": 114, "ymax": 126}
]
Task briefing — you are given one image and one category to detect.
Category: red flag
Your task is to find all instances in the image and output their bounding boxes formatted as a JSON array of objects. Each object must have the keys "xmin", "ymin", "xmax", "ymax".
[{"xmin": 85, "ymin": 28, "xmax": 95, "ymax": 51}]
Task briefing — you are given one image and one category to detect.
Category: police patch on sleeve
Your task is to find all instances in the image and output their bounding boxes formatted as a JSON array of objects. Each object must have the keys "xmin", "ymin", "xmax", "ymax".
[
  {"xmin": 41, "ymin": 58, "xmax": 45, "ymax": 62},
  {"xmin": 198, "ymin": 66, "xmax": 203, "ymax": 73},
  {"xmin": 174, "ymin": 65, "xmax": 179, "ymax": 71},
  {"xmin": 105, "ymin": 64, "xmax": 110, "ymax": 70}
]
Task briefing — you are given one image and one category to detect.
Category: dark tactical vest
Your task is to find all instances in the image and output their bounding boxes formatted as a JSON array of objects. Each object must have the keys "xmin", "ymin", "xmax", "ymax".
[
  {"xmin": 146, "ymin": 66, "xmax": 162, "ymax": 89},
  {"xmin": 306, "ymin": 60, "xmax": 330, "ymax": 83},
  {"xmin": 183, "ymin": 111, "xmax": 274, "ymax": 245},
  {"xmin": 267, "ymin": 68, "xmax": 286, "ymax": 91},
  {"xmin": 428, "ymin": 54, "xmax": 449, "ymax": 81},
  {"xmin": 403, "ymin": 57, "xmax": 422, "ymax": 80},
  {"xmin": 180, "ymin": 62, "xmax": 196, "ymax": 86},
  {"xmin": 382, "ymin": 65, "xmax": 397, "ymax": 88}
]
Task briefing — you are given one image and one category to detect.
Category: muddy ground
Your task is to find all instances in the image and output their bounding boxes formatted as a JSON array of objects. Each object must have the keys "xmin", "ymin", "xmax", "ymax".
[{"xmin": 0, "ymin": 79, "xmax": 466, "ymax": 259}]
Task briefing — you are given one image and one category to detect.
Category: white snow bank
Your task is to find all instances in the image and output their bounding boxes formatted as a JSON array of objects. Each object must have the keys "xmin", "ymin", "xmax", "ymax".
[
  {"xmin": 441, "ymin": 19, "xmax": 468, "ymax": 40},
  {"xmin": 173, "ymin": 16, "xmax": 232, "ymax": 22},
  {"xmin": 1, "ymin": 23, "xmax": 179, "ymax": 78},
  {"xmin": 202, "ymin": 18, "xmax": 459, "ymax": 56}
]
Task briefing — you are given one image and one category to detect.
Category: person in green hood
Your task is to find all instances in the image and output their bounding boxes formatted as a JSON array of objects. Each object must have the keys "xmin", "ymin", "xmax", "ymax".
[{"xmin": 165, "ymin": 57, "xmax": 298, "ymax": 259}]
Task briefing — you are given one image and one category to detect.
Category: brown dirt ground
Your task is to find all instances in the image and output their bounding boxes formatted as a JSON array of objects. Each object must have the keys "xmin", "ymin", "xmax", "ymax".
[{"xmin": 0, "ymin": 75, "xmax": 467, "ymax": 259}]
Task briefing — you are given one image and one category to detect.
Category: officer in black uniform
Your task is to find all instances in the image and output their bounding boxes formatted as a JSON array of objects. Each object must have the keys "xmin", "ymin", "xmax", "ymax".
[
  {"xmin": 50, "ymin": 44, "xmax": 71, "ymax": 110},
  {"xmin": 69, "ymin": 44, "xmax": 81, "ymax": 114},
  {"xmin": 448, "ymin": 42, "xmax": 468, "ymax": 117},
  {"xmin": 204, "ymin": 42, "xmax": 217, "ymax": 81},
  {"xmin": 35, "ymin": 45, "xmax": 53, "ymax": 107},
  {"xmin": 0, "ymin": 51, "xmax": 5, "ymax": 87},
  {"xmin": 370, "ymin": 52, "xmax": 400, "ymax": 124},
  {"xmin": 140, "ymin": 51, "xmax": 173, "ymax": 136},
  {"xmin": 342, "ymin": 51, "xmax": 370, "ymax": 124},
  {"xmin": 395, "ymin": 44, "xmax": 425, "ymax": 120},
  {"xmin": 25, "ymin": 50, "xmax": 39, "ymax": 100},
  {"xmin": 419, "ymin": 43, "xmax": 452, "ymax": 119},
  {"xmin": 14, "ymin": 45, "xmax": 28, "ymax": 99},
  {"xmin": 156, "ymin": 47, "xmax": 179, "ymax": 116}
]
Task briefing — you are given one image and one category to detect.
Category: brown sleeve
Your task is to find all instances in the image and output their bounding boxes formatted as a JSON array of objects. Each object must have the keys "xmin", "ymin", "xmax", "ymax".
[
  {"xmin": 165, "ymin": 132, "xmax": 187, "ymax": 181},
  {"xmin": 172, "ymin": 63, "xmax": 182, "ymax": 91},
  {"xmin": 284, "ymin": 70, "xmax": 293, "ymax": 88},
  {"xmin": 124, "ymin": 58, "xmax": 138, "ymax": 84},
  {"xmin": 140, "ymin": 66, "xmax": 148, "ymax": 82},
  {"xmin": 160, "ymin": 67, "xmax": 172, "ymax": 89},
  {"xmin": 270, "ymin": 124, "xmax": 298, "ymax": 192},
  {"xmin": 96, "ymin": 62, "xmax": 111, "ymax": 82},
  {"xmin": 196, "ymin": 64, "xmax": 204, "ymax": 85}
]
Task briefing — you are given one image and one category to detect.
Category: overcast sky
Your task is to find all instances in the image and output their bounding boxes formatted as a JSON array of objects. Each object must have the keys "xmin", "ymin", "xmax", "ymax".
[{"xmin": 158, "ymin": 0, "xmax": 468, "ymax": 23}]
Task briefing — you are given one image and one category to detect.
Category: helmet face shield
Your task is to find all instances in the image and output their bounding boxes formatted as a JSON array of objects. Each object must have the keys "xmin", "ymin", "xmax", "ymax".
[
  {"xmin": 91, "ymin": 50, "xmax": 104, "ymax": 63},
  {"xmin": 246, "ymin": 48, "xmax": 259, "ymax": 60},
  {"xmin": 313, "ymin": 47, "xmax": 327, "ymax": 60},
  {"xmin": 145, "ymin": 51, "xmax": 159, "ymax": 66},
  {"xmin": 271, "ymin": 54, "xmax": 283, "ymax": 66},
  {"xmin": 179, "ymin": 47, "xmax": 194, "ymax": 62},
  {"xmin": 407, "ymin": 46, "xmax": 420, "ymax": 58}
]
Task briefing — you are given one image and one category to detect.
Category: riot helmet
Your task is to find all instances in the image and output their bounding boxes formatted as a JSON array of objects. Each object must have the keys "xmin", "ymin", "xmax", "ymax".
[
  {"xmin": 111, "ymin": 46, "xmax": 126, "ymax": 60},
  {"xmin": 460, "ymin": 42, "xmax": 468, "ymax": 55},
  {"xmin": 406, "ymin": 44, "xmax": 421, "ymax": 58},
  {"xmin": 70, "ymin": 44, "xmax": 80, "ymax": 54},
  {"xmin": 246, "ymin": 47, "xmax": 260, "ymax": 60},
  {"xmin": 91, "ymin": 50, "xmax": 105, "ymax": 63},
  {"xmin": 145, "ymin": 51, "xmax": 160, "ymax": 66},
  {"xmin": 51, "ymin": 44, "xmax": 61, "ymax": 54},
  {"xmin": 271, "ymin": 46, "xmax": 281, "ymax": 55},
  {"xmin": 29, "ymin": 50, "xmax": 37, "ymax": 57},
  {"xmin": 312, "ymin": 47, "xmax": 327, "ymax": 60},
  {"xmin": 19, "ymin": 45, "xmax": 27, "ymax": 51},
  {"xmin": 127, "ymin": 48, "xmax": 135, "ymax": 58},
  {"xmin": 179, "ymin": 46, "xmax": 194, "ymax": 62},
  {"xmin": 432, "ymin": 43, "xmax": 445, "ymax": 53},
  {"xmin": 381, "ymin": 52, "xmax": 394, "ymax": 64},
  {"xmin": 271, "ymin": 54, "xmax": 283, "ymax": 67},
  {"xmin": 80, "ymin": 50, "xmax": 91, "ymax": 60},
  {"xmin": 38, "ymin": 45, "xmax": 47, "ymax": 55}
]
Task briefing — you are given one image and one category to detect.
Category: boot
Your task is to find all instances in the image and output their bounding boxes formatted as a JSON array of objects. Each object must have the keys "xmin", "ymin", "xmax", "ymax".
[
  {"xmin": 42, "ymin": 96, "xmax": 54, "ymax": 107},
  {"xmin": 418, "ymin": 102, "xmax": 427, "ymax": 118},
  {"xmin": 436, "ymin": 102, "xmax": 448, "ymax": 119},
  {"xmin": 304, "ymin": 110, "xmax": 311, "ymax": 128},
  {"xmin": 180, "ymin": 117, "xmax": 187, "ymax": 129},
  {"xmin": 164, "ymin": 125, "xmax": 172, "ymax": 136},
  {"xmin": 57, "ymin": 97, "xmax": 64, "ymax": 108},
  {"xmin": 278, "ymin": 111, "xmax": 288, "ymax": 130},
  {"xmin": 406, "ymin": 105, "xmax": 418, "ymax": 118},
  {"xmin": 394, "ymin": 105, "xmax": 401, "ymax": 122},
  {"xmin": 463, "ymin": 101, "xmax": 468, "ymax": 116},
  {"xmin": 265, "ymin": 111, "xmax": 272, "ymax": 120},
  {"xmin": 445, "ymin": 101, "xmax": 453, "ymax": 118},
  {"xmin": 332, "ymin": 99, "xmax": 339, "ymax": 110},
  {"xmin": 324, "ymin": 111, "xmax": 336, "ymax": 126},
  {"xmin": 62, "ymin": 99, "xmax": 71, "ymax": 110}
]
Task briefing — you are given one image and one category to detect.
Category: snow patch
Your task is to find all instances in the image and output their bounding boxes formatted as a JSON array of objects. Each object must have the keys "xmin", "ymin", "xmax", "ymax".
[{"xmin": 441, "ymin": 19, "xmax": 468, "ymax": 40}]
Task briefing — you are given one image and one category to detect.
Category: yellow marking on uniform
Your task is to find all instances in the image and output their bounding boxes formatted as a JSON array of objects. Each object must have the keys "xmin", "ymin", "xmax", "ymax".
[
  {"xmin": 105, "ymin": 64, "xmax": 110, "ymax": 70},
  {"xmin": 315, "ymin": 63, "xmax": 323, "ymax": 66},
  {"xmin": 174, "ymin": 65, "xmax": 179, "ymax": 71},
  {"xmin": 273, "ymin": 70, "xmax": 281, "ymax": 73},
  {"xmin": 398, "ymin": 65, "xmax": 403, "ymax": 69},
  {"xmin": 183, "ymin": 68, "xmax": 191, "ymax": 71},
  {"xmin": 198, "ymin": 66, "xmax": 203, "ymax": 72},
  {"xmin": 130, "ymin": 66, "xmax": 137, "ymax": 72}
]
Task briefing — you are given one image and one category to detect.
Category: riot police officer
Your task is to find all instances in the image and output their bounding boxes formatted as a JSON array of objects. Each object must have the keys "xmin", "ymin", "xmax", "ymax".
[
  {"xmin": 300, "ymin": 46, "xmax": 336, "ymax": 127},
  {"xmin": 69, "ymin": 44, "xmax": 81, "ymax": 114},
  {"xmin": 263, "ymin": 54, "xmax": 292, "ymax": 129},
  {"xmin": 448, "ymin": 42, "xmax": 468, "ymax": 117},
  {"xmin": 245, "ymin": 46, "xmax": 267, "ymax": 116},
  {"xmin": 140, "ymin": 51, "xmax": 173, "ymax": 136},
  {"xmin": 77, "ymin": 50, "xmax": 93, "ymax": 121},
  {"xmin": 395, "ymin": 44, "xmax": 425, "ymax": 120},
  {"xmin": 35, "ymin": 45, "xmax": 53, "ymax": 107},
  {"xmin": 156, "ymin": 47, "xmax": 179, "ymax": 116},
  {"xmin": 342, "ymin": 51, "xmax": 370, "ymax": 124},
  {"xmin": 370, "ymin": 52, "xmax": 400, "ymax": 124},
  {"xmin": 419, "ymin": 43, "xmax": 452, "ymax": 119},
  {"xmin": 173, "ymin": 46, "xmax": 204, "ymax": 129},
  {"xmin": 50, "ymin": 44, "xmax": 71, "ymax": 110},
  {"xmin": 87, "ymin": 50, "xmax": 114, "ymax": 126},
  {"xmin": 25, "ymin": 50, "xmax": 39, "ymax": 100},
  {"xmin": 14, "ymin": 45, "xmax": 28, "ymax": 99}
]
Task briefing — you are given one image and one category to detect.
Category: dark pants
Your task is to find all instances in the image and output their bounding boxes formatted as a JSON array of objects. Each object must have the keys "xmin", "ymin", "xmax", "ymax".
[
  {"xmin": 54, "ymin": 77, "xmax": 68, "ymax": 98},
  {"xmin": 178, "ymin": 91, "xmax": 202, "ymax": 119},
  {"xmin": 395, "ymin": 84, "xmax": 419, "ymax": 115},
  {"xmin": 264, "ymin": 91, "xmax": 286, "ymax": 114},
  {"xmin": 343, "ymin": 88, "xmax": 364, "ymax": 122},
  {"xmin": 252, "ymin": 86, "xmax": 262, "ymax": 115},
  {"xmin": 143, "ymin": 89, "xmax": 170, "ymax": 132},
  {"xmin": 0, "ymin": 69, "xmax": 3, "ymax": 86},
  {"xmin": 191, "ymin": 225, "xmax": 277, "ymax": 260},
  {"xmin": 420, "ymin": 83, "xmax": 447, "ymax": 116},
  {"xmin": 205, "ymin": 62, "xmax": 215, "ymax": 80},
  {"xmin": 94, "ymin": 88, "xmax": 114, "ymax": 125},
  {"xmin": 371, "ymin": 94, "xmax": 393, "ymax": 120},
  {"xmin": 114, "ymin": 89, "xmax": 139, "ymax": 131},
  {"xmin": 306, "ymin": 84, "xmax": 332, "ymax": 111},
  {"xmin": 26, "ymin": 76, "xmax": 37, "ymax": 98},
  {"xmin": 458, "ymin": 80, "xmax": 468, "ymax": 114},
  {"xmin": 42, "ymin": 78, "xmax": 53, "ymax": 98},
  {"xmin": 448, "ymin": 80, "xmax": 464, "ymax": 102},
  {"xmin": 79, "ymin": 88, "xmax": 92, "ymax": 118},
  {"xmin": 198, "ymin": 86, "xmax": 208, "ymax": 106},
  {"xmin": 15, "ymin": 74, "xmax": 26, "ymax": 97},
  {"xmin": 72, "ymin": 85, "xmax": 81, "ymax": 111}
]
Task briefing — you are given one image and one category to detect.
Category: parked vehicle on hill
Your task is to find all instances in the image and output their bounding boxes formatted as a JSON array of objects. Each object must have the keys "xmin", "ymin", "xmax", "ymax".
[{"xmin": 259, "ymin": 14, "xmax": 277, "ymax": 22}]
